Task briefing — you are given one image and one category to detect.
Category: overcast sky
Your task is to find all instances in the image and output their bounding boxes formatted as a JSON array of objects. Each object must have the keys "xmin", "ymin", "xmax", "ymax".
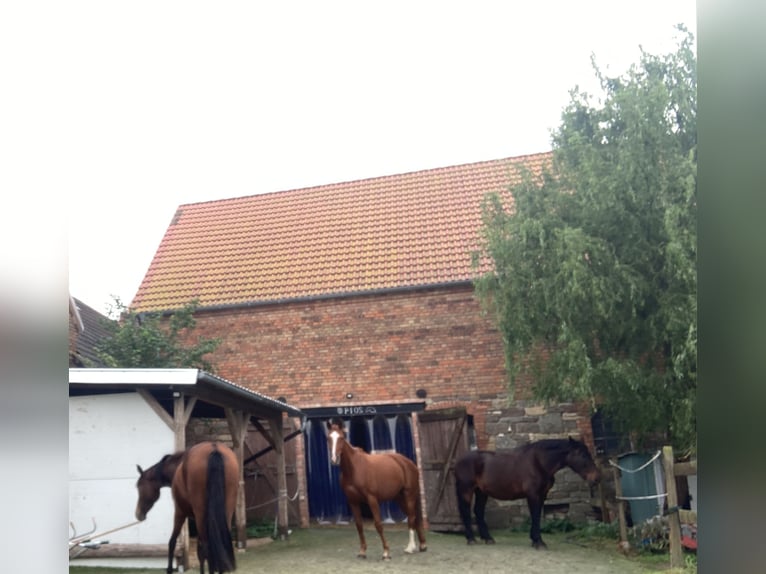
[{"xmin": 60, "ymin": 1, "xmax": 696, "ymax": 317}]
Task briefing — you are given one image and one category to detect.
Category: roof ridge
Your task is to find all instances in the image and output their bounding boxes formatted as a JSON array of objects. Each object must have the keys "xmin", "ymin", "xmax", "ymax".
[{"xmin": 178, "ymin": 151, "xmax": 553, "ymax": 209}]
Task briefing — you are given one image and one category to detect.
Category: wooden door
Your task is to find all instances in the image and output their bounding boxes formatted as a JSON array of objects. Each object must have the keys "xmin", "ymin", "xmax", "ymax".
[
  {"xmin": 243, "ymin": 423, "xmax": 301, "ymax": 528},
  {"xmin": 417, "ymin": 407, "xmax": 470, "ymax": 531}
]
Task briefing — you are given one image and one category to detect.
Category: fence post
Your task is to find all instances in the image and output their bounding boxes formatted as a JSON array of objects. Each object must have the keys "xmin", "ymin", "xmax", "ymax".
[
  {"xmin": 662, "ymin": 445, "xmax": 683, "ymax": 569},
  {"xmin": 612, "ymin": 465, "xmax": 629, "ymax": 549}
]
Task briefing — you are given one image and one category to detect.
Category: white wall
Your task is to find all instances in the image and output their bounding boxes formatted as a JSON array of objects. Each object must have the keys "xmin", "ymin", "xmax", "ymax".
[{"xmin": 69, "ymin": 392, "xmax": 176, "ymax": 545}]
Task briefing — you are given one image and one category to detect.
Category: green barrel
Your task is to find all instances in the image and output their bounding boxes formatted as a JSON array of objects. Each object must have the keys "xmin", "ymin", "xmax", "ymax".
[{"xmin": 618, "ymin": 452, "xmax": 664, "ymax": 525}]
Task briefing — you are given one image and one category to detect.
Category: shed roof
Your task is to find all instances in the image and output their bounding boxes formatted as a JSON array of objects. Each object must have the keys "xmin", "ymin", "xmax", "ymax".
[
  {"xmin": 69, "ymin": 368, "xmax": 305, "ymax": 420},
  {"xmin": 132, "ymin": 152, "xmax": 551, "ymax": 312}
]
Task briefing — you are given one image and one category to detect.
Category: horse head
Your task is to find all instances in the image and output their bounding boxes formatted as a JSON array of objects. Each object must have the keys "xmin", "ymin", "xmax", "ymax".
[
  {"xmin": 564, "ymin": 437, "xmax": 601, "ymax": 484},
  {"xmin": 326, "ymin": 419, "xmax": 347, "ymax": 466},
  {"xmin": 134, "ymin": 462, "xmax": 163, "ymax": 521}
]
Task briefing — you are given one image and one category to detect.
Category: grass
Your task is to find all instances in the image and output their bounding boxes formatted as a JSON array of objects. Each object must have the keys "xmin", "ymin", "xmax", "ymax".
[{"xmin": 69, "ymin": 522, "xmax": 697, "ymax": 574}]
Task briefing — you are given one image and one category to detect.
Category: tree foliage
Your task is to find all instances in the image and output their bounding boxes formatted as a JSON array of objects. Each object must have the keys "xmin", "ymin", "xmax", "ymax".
[
  {"xmin": 474, "ymin": 27, "xmax": 696, "ymax": 453},
  {"xmin": 95, "ymin": 297, "xmax": 221, "ymax": 373}
]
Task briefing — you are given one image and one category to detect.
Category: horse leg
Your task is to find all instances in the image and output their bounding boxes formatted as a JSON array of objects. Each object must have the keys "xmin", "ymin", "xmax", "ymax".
[
  {"xmin": 456, "ymin": 481, "xmax": 477, "ymax": 544},
  {"xmin": 197, "ymin": 534, "xmax": 207, "ymax": 574},
  {"xmin": 349, "ymin": 502, "xmax": 368, "ymax": 559},
  {"xmin": 527, "ymin": 496, "xmax": 547, "ymax": 549},
  {"xmin": 366, "ymin": 497, "xmax": 391, "ymax": 560},
  {"xmin": 474, "ymin": 490, "xmax": 495, "ymax": 544},
  {"xmin": 395, "ymin": 492, "xmax": 424, "ymax": 554},
  {"xmin": 412, "ymin": 491, "xmax": 428, "ymax": 552},
  {"xmin": 166, "ymin": 511, "xmax": 185, "ymax": 574}
]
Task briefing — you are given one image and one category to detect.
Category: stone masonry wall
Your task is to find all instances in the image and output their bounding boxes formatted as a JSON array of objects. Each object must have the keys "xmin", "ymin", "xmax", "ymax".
[{"xmin": 481, "ymin": 402, "xmax": 599, "ymax": 528}]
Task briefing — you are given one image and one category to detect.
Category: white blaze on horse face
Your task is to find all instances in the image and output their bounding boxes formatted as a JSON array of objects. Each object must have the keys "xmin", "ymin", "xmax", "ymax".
[{"xmin": 329, "ymin": 430, "xmax": 341, "ymax": 465}]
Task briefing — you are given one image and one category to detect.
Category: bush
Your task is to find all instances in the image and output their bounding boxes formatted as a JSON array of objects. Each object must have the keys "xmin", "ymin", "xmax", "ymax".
[{"xmin": 629, "ymin": 515, "xmax": 669, "ymax": 553}]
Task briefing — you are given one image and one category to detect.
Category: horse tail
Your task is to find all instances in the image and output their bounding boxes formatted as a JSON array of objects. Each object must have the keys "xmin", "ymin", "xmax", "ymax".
[{"xmin": 205, "ymin": 449, "xmax": 236, "ymax": 573}]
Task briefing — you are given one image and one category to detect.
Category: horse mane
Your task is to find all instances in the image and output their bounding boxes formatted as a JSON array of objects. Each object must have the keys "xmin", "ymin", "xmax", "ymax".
[
  {"xmin": 150, "ymin": 452, "xmax": 185, "ymax": 486},
  {"xmin": 513, "ymin": 438, "xmax": 581, "ymax": 458}
]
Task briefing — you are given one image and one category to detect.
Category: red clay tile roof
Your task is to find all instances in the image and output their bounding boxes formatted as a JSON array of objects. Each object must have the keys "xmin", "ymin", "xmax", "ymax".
[{"xmin": 132, "ymin": 152, "xmax": 552, "ymax": 312}]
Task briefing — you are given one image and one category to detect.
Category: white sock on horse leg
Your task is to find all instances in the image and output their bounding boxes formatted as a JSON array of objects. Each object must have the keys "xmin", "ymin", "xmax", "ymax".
[{"xmin": 404, "ymin": 528, "xmax": 417, "ymax": 553}]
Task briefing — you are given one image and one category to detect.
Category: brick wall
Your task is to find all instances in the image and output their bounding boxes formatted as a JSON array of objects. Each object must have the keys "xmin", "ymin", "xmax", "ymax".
[{"xmin": 193, "ymin": 285, "xmax": 527, "ymax": 449}]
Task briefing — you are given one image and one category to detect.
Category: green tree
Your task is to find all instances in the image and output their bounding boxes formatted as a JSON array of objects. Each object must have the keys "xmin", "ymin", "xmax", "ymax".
[
  {"xmin": 474, "ymin": 26, "xmax": 696, "ymax": 453},
  {"xmin": 96, "ymin": 297, "xmax": 222, "ymax": 373}
]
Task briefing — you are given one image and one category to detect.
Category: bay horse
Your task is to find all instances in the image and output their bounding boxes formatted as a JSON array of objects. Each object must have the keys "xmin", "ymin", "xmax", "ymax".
[
  {"xmin": 135, "ymin": 441, "xmax": 239, "ymax": 574},
  {"xmin": 455, "ymin": 437, "xmax": 600, "ymax": 549},
  {"xmin": 327, "ymin": 420, "xmax": 427, "ymax": 560}
]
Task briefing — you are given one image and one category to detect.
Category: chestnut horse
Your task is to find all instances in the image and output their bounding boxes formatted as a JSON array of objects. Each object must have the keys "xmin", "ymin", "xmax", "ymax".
[
  {"xmin": 135, "ymin": 441, "xmax": 239, "ymax": 574},
  {"xmin": 327, "ymin": 420, "xmax": 427, "ymax": 560},
  {"xmin": 455, "ymin": 437, "xmax": 600, "ymax": 549}
]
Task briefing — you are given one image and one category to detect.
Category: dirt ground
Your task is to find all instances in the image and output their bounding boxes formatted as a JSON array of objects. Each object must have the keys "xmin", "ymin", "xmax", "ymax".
[
  {"xmin": 70, "ymin": 524, "xmax": 674, "ymax": 574},
  {"xmin": 242, "ymin": 526, "xmax": 660, "ymax": 574}
]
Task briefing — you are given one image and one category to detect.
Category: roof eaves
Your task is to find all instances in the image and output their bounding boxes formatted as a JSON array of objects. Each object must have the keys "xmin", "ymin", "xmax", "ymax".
[
  {"xmin": 188, "ymin": 279, "xmax": 477, "ymax": 314},
  {"xmin": 197, "ymin": 371, "xmax": 305, "ymax": 419}
]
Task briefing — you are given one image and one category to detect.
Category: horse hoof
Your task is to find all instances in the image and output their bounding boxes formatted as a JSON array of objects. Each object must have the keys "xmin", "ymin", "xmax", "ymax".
[
  {"xmin": 466, "ymin": 539, "xmax": 476, "ymax": 545},
  {"xmin": 484, "ymin": 538, "xmax": 496, "ymax": 545},
  {"xmin": 381, "ymin": 555, "xmax": 392, "ymax": 561},
  {"xmin": 357, "ymin": 553, "xmax": 367, "ymax": 559},
  {"xmin": 419, "ymin": 545, "xmax": 428, "ymax": 552},
  {"xmin": 531, "ymin": 541, "xmax": 548, "ymax": 550}
]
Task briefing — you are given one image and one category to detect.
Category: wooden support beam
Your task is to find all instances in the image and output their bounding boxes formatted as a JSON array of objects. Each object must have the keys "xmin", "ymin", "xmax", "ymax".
[
  {"xmin": 271, "ymin": 415, "xmax": 290, "ymax": 540},
  {"xmin": 598, "ymin": 469, "xmax": 611, "ymax": 523},
  {"xmin": 173, "ymin": 393, "xmax": 189, "ymax": 571},
  {"xmin": 225, "ymin": 408, "xmax": 249, "ymax": 550},
  {"xmin": 612, "ymin": 465, "xmax": 629, "ymax": 550},
  {"xmin": 663, "ymin": 446, "xmax": 684, "ymax": 569},
  {"xmin": 137, "ymin": 389, "xmax": 174, "ymax": 430},
  {"xmin": 411, "ymin": 412, "xmax": 430, "ymax": 529},
  {"xmin": 674, "ymin": 460, "xmax": 697, "ymax": 477},
  {"xmin": 251, "ymin": 418, "xmax": 276, "ymax": 449}
]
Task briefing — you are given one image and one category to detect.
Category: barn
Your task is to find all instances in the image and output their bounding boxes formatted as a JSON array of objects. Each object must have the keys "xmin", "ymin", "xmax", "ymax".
[{"xmin": 129, "ymin": 151, "xmax": 600, "ymax": 531}]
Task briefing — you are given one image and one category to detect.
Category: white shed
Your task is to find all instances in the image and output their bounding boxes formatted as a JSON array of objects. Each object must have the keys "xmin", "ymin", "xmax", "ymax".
[{"xmin": 69, "ymin": 368, "xmax": 304, "ymax": 568}]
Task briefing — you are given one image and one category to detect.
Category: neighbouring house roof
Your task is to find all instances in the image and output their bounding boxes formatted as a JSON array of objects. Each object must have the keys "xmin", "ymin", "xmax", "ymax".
[
  {"xmin": 132, "ymin": 152, "xmax": 552, "ymax": 313},
  {"xmin": 71, "ymin": 297, "xmax": 113, "ymax": 367}
]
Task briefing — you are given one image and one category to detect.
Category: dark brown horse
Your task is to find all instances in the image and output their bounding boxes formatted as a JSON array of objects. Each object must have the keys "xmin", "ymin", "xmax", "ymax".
[
  {"xmin": 455, "ymin": 437, "xmax": 600, "ymax": 549},
  {"xmin": 135, "ymin": 441, "xmax": 239, "ymax": 574},
  {"xmin": 327, "ymin": 420, "xmax": 427, "ymax": 560}
]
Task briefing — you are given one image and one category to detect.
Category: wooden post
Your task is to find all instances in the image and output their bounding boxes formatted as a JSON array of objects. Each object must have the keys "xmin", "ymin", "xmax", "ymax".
[
  {"xmin": 272, "ymin": 415, "xmax": 290, "ymax": 540},
  {"xmin": 226, "ymin": 409, "xmax": 249, "ymax": 551},
  {"xmin": 663, "ymin": 446, "xmax": 683, "ymax": 569},
  {"xmin": 598, "ymin": 463, "xmax": 611, "ymax": 523},
  {"xmin": 612, "ymin": 465, "xmax": 628, "ymax": 548},
  {"xmin": 173, "ymin": 393, "xmax": 190, "ymax": 572}
]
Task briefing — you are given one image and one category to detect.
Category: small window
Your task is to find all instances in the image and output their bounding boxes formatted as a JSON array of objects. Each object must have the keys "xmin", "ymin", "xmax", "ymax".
[{"xmin": 591, "ymin": 409, "xmax": 630, "ymax": 457}]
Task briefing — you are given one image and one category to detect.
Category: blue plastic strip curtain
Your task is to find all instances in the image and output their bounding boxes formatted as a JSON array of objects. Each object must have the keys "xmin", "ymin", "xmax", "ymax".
[
  {"xmin": 395, "ymin": 414, "xmax": 416, "ymax": 463},
  {"xmin": 305, "ymin": 419, "xmax": 348, "ymax": 523},
  {"xmin": 304, "ymin": 415, "xmax": 415, "ymax": 524}
]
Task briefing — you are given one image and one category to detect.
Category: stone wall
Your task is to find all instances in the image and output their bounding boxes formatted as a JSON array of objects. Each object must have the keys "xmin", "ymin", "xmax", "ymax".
[{"xmin": 481, "ymin": 401, "xmax": 600, "ymax": 529}]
